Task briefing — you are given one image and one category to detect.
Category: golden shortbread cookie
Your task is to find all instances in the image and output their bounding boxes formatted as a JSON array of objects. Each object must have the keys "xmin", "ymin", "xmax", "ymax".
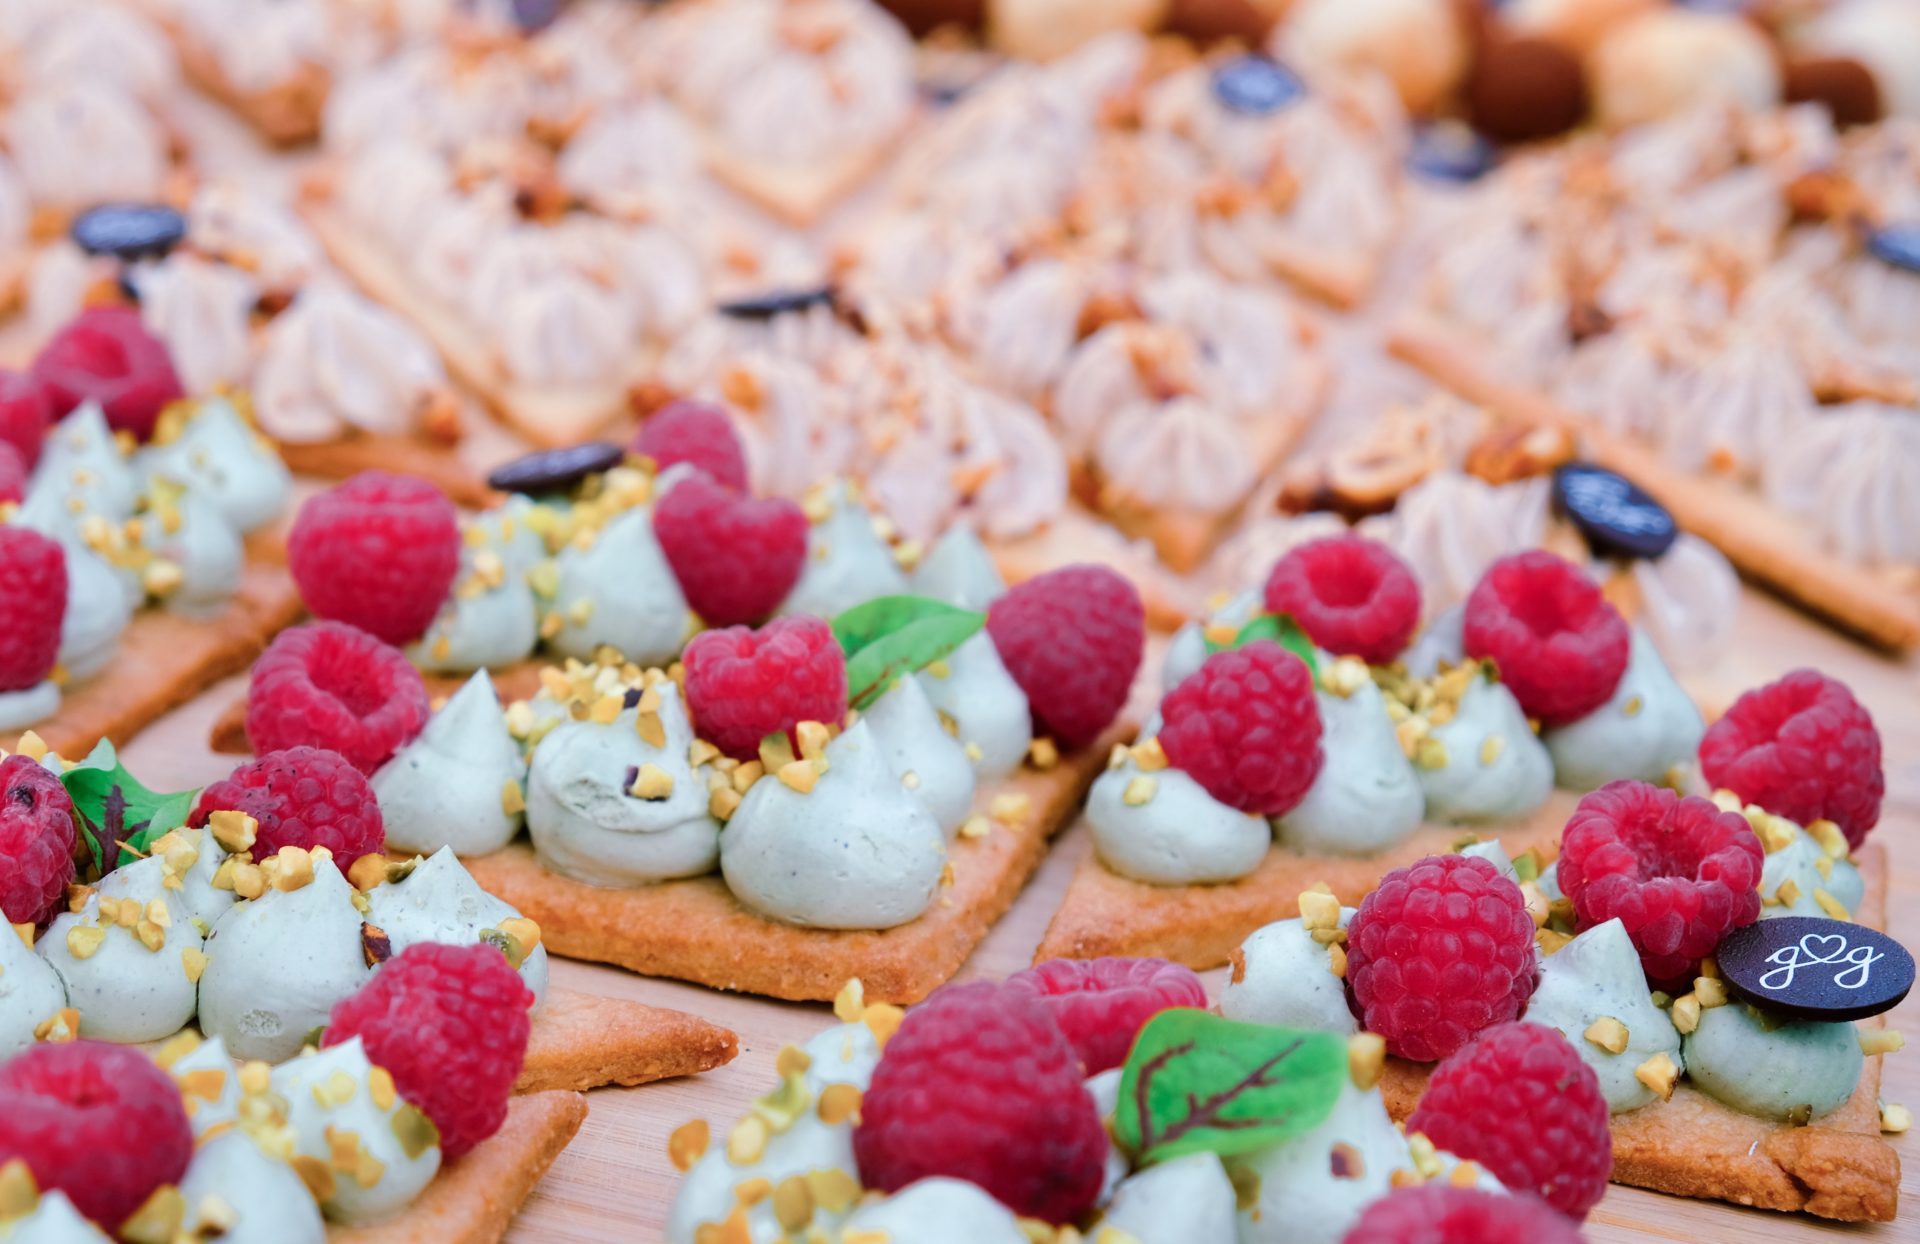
[{"xmin": 465, "ymin": 724, "xmax": 1130, "ymax": 1003}]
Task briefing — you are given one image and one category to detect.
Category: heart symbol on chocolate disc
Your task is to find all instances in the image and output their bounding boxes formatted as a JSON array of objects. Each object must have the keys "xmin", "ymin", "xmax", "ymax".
[{"xmin": 1800, "ymin": 934, "xmax": 1848, "ymax": 960}]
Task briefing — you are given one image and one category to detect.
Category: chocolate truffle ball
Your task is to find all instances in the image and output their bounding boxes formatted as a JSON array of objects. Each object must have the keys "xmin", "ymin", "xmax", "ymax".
[
  {"xmin": 1797, "ymin": 0, "xmax": 1920, "ymax": 118},
  {"xmin": 1164, "ymin": 0, "xmax": 1289, "ymax": 42},
  {"xmin": 1783, "ymin": 55, "xmax": 1883, "ymax": 127},
  {"xmin": 875, "ymin": 0, "xmax": 985, "ymax": 36},
  {"xmin": 1467, "ymin": 31, "xmax": 1590, "ymax": 142},
  {"xmin": 1590, "ymin": 9, "xmax": 1781, "ymax": 130},
  {"xmin": 1278, "ymin": 0, "xmax": 1471, "ymax": 113},
  {"xmin": 987, "ymin": 0, "xmax": 1170, "ymax": 59}
]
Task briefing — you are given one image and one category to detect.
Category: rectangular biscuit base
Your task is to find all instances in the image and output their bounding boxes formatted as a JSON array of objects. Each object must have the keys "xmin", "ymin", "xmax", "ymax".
[
  {"xmin": 327, "ymin": 1090, "xmax": 587, "ymax": 1244},
  {"xmin": 301, "ymin": 199, "xmax": 645, "ymax": 450},
  {"xmin": 519, "ymin": 986, "xmax": 738, "ymax": 1093},
  {"xmin": 38, "ymin": 562, "xmax": 304, "ymax": 761},
  {"xmin": 275, "ymin": 435, "xmax": 495, "ymax": 510},
  {"xmin": 1034, "ymin": 790, "xmax": 1585, "ymax": 971},
  {"xmin": 463, "ymin": 725, "xmax": 1129, "ymax": 1004},
  {"xmin": 1387, "ymin": 316, "xmax": 1920, "ymax": 651},
  {"xmin": 1377, "ymin": 843, "xmax": 1897, "ymax": 1222}
]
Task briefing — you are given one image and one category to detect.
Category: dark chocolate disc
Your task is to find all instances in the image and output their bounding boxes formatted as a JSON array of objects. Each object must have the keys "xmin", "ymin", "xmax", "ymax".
[
  {"xmin": 717, "ymin": 286, "xmax": 837, "ymax": 321},
  {"xmin": 509, "ymin": 0, "xmax": 564, "ymax": 32},
  {"xmin": 1717, "ymin": 917, "xmax": 1914, "ymax": 1023},
  {"xmin": 1407, "ymin": 123, "xmax": 1497, "ymax": 183},
  {"xmin": 1210, "ymin": 55, "xmax": 1304, "ymax": 116},
  {"xmin": 486, "ymin": 441, "xmax": 624, "ymax": 494},
  {"xmin": 1867, "ymin": 224, "xmax": 1920, "ymax": 275},
  {"xmin": 70, "ymin": 203, "xmax": 187, "ymax": 263},
  {"xmin": 1552, "ymin": 463, "xmax": 1678, "ymax": 561}
]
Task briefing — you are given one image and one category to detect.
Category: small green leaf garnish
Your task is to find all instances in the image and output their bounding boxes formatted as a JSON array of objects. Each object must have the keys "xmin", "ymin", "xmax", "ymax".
[
  {"xmin": 1202, "ymin": 612, "xmax": 1319, "ymax": 677},
  {"xmin": 58, "ymin": 743, "xmax": 201, "ymax": 878},
  {"xmin": 1115, "ymin": 1011, "xmax": 1347, "ymax": 1165},
  {"xmin": 832, "ymin": 595, "xmax": 985, "ymax": 711}
]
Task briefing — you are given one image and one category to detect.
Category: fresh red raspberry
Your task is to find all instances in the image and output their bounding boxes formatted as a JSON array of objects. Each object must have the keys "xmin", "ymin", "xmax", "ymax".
[
  {"xmin": 1263, "ymin": 535, "xmax": 1422, "ymax": 665},
  {"xmin": 1342, "ymin": 1186, "xmax": 1585, "ymax": 1244},
  {"xmin": 246, "ymin": 622, "xmax": 431, "ymax": 774},
  {"xmin": 1406, "ymin": 1022, "xmax": 1613, "ymax": 1218},
  {"xmin": 0, "ymin": 369, "xmax": 50, "ymax": 470},
  {"xmin": 1003, "ymin": 957, "xmax": 1207, "ymax": 1074},
  {"xmin": 190, "ymin": 746, "xmax": 385, "ymax": 871},
  {"xmin": 681, "ymin": 615, "xmax": 847, "ymax": 761},
  {"xmin": 1462, "ymin": 551, "xmax": 1628, "ymax": 726},
  {"xmin": 30, "ymin": 306, "xmax": 184, "ymax": 441},
  {"xmin": 852, "ymin": 981, "xmax": 1107, "ymax": 1224},
  {"xmin": 0, "ymin": 526, "xmax": 66, "ymax": 692},
  {"xmin": 0, "ymin": 443, "xmax": 25, "ymax": 504},
  {"xmin": 0, "ymin": 754, "xmax": 77, "ymax": 927},
  {"xmin": 654, "ymin": 472, "xmax": 806, "ymax": 626},
  {"xmin": 324, "ymin": 941, "xmax": 534, "ymax": 1161},
  {"xmin": 986, "ymin": 565, "xmax": 1144, "ymax": 750},
  {"xmin": 1557, "ymin": 780, "xmax": 1763, "ymax": 986},
  {"xmin": 1158, "ymin": 641, "xmax": 1323, "ymax": 816},
  {"xmin": 1699, "ymin": 669, "xmax": 1883, "ymax": 849},
  {"xmin": 288, "ymin": 471, "xmax": 461, "ymax": 646},
  {"xmin": 632, "ymin": 400, "xmax": 749, "ymax": 492},
  {"xmin": 0, "ymin": 1040, "xmax": 193, "ymax": 1229},
  {"xmin": 1346, "ymin": 855, "xmax": 1538, "ymax": 1062}
]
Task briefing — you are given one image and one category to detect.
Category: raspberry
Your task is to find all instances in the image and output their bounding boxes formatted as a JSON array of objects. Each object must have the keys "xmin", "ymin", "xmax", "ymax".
[
  {"xmin": 190, "ymin": 747, "xmax": 385, "ymax": 871},
  {"xmin": 246, "ymin": 622, "xmax": 431, "ymax": 774},
  {"xmin": 1263, "ymin": 535, "xmax": 1421, "ymax": 665},
  {"xmin": 986, "ymin": 565, "xmax": 1144, "ymax": 750},
  {"xmin": 1342, "ymin": 1186, "xmax": 1585, "ymax": 1244},
  {"xmin": 0, "ymin": 526, "xmax": 66, "ymax": 692},
  {"xmin": 30, "ymin": 307, "xmax": 184, "ymax": 441},
  {"xmin": 324, "ymin": 941, "xmax": 534, "ymax": 1161},
  {"xmin": 1158, "ymin": 642, "xmax": 1323, "ymax": 815},
  {"xmin": 1406, "ymin": 1022, "xmax": 1613, "ymax": 1217},
  {"xmin": 288, "ymin": 472, "xmax": 461, "ymax": 645},
  {"xmin": 1699, "ymin": 669, "xmax": 1883, "ymax": 849},
  {"xmin": 654, "ymin": 472, "xmax": 806, "ymax": 626},
  {"xmin": 1557, "ymin": 780, "xmax": 1763, "ymax": 986},
  {"xmin": 1003, "ymin": 957, "xmax": 1207, "ymax": 1074},
  {"xmin": 1346, "ymin": 855, "xmax": 1538, "ymax": 1062},
  {"xmin": 1462, "ymin": 551, "xmax": 1628, "ymax": 726},
  {"xmin": 0, "ymin": 1040, "xmax": 193, "ymax": 1229},
  {"xmin": 0, "ymin": 754, "xmax": 77, "ymax": 927},
  {"xmin": 632, "ymin": 400, "xmax": 749, "ymax": 492},
  {"xmin": 0, "ymin": 369, "xmax": 50, "ymax": 470},
  {"xmin": 0, "ymin": 443, "xmax": 25, "ymax": 504},
  {"xmin": 852, "ymin": 981, "xmax": 1107, "ymax": 1224},
  {"xmin": 681, "ymin": 615, "xmax": 847, "ymax": 761}
]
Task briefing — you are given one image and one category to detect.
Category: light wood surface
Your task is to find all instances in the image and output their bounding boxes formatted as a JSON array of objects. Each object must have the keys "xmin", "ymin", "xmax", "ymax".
[{"xmin": 85, "ymin": 83, "xmax": 1920, "ymax": 1244}]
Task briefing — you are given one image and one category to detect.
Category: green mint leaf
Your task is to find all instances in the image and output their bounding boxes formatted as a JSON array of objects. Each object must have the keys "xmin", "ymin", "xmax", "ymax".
[
  {"xmin": 1115, "ymin": 1011, "xmax": 1347, "ymax": 1165},
  {"xmin": 1201, "ymin": 613, "xmax": 1319, "ymax": 677},
  {"xmin": 59, "ymin": 755, "xmax": 201, "ymax": 877},
  {"xmin": 832, "ymin": 595, "xmax": 985, "ymax": 711}
]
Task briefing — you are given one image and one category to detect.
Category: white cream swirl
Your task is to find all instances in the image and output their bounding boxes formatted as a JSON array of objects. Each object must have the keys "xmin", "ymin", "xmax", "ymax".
[
  {"xmin": 256, "ymin": 283, "xmax": 451, "ymax": 444},
  {"xmin": 1762, "ymin": 404, "xmax": 1920, "ymax": 567},
  {"xmin": 3, "ymin": 82, "xmax": 169, "ymax": 207}
]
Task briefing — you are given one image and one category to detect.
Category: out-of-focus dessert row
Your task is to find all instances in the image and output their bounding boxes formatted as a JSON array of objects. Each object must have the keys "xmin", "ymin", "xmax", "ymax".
[{"xmin": 0, "ymin": 0, "xmax": 1915, "ymax": 648}]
